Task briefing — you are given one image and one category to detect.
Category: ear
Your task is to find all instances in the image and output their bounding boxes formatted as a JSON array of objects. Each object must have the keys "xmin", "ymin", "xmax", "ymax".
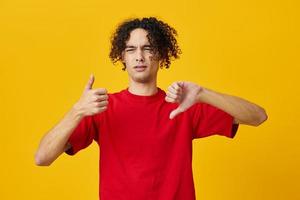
[
  {"xmin": 122, "ymin": 50, "xmax": 129, "ymax": 68},
  {"xmin": 121, "ymin": 50, "xmax": 125, "ymax": 61}
]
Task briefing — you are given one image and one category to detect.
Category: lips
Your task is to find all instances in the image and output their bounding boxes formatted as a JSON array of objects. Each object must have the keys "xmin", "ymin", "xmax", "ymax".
[
  {"xmin": 134, "ymin": 65, "xmax": 147, "ymax": 72},
  {"xmin": 134, "ymin": 65, "xmax": 147, "ymax": 68}
]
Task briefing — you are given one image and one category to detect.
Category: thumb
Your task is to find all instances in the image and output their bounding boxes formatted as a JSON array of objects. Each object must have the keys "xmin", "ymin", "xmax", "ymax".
[
  {"xmin": 83, "ymin": 74, "xmax": 94, "ymax": 93},
  {"xmin": 169, "ymin": 106, "xmax": 184, "ymax": 119}
]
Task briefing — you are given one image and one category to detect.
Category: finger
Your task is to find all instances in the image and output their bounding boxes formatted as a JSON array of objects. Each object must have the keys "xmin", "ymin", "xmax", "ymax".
[
  {"xmin": 95, "ymin": 94, "xmax": 109, "ymax": 102},
  {"xmin": 165, "ymin": 96, "xmax": 175, "ymax": 103},
  {"xmin": 168, "ymin": 86, "xmax": 181, "ymax": 95},
  {"xmin": 84, "ymin": 74, "xmax": 95, "ymax": 93},
  {"xmin": 177, "ymin": 81, "xmax": 184, "ymax": 88},
  {"xmin": 166, "ymin": 91, "xmax": 182, "ymax": 103},
  {"xmin": 169, "ymin": 106, "xmax": 184, "ymax": 119},
  {"xmin": 171, "ymin": 82, "xmax": 180, "ymax": 90},
  {"xmin": 87, "ymin": 93, "xmax": 108, "ymax": 104},
  {"xmin": 93, "ymin": 88, "xmax": 107, "ymax": 95},
  {"xmin": 171, "ymin": 82, "xmax": 183, "ymax": 93},
  {"xmin": 93, "ymin": 100, "xmax": 109, "ymax": 107},
  {"xmin": 166, "ymin": 91, "xmax": 178, "ymax": 99},
  {"xmin": 168, "ymin": 88, "xmax": 182, "ymax": 99},
  {"xmin": 93, "ymin": 106, "xmax": 107, "ymax": 114}
]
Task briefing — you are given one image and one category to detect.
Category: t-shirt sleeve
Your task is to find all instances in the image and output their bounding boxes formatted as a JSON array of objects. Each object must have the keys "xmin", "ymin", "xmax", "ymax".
[
  {"xmin": 65, "ymin": 115, "xmax": 99, "ymax": 155},
  {"xmin": 192, "ymin": 102, "xmax": 239, "ymax": 139}
]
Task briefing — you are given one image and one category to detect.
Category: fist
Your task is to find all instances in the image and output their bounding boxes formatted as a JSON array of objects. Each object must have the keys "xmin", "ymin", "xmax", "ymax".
[
  {"xmin": 165, "ymin": 81, "xmax": 203, "ymax": 119},
  {"xmin": 73, "ymin": 74, "xmax": 108, "ymax": 117}
]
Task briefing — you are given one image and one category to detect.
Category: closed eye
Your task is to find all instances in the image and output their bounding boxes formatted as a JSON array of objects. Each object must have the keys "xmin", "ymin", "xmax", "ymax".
[{"xmin": 144, "ymin": 47, "xmax": 154, "ymax": 52}]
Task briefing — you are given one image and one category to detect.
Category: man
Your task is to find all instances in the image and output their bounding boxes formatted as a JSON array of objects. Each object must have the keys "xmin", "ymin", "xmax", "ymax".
[{"xmin": 35, "ymin": 17, "xmax": 268, "ymax": 200}]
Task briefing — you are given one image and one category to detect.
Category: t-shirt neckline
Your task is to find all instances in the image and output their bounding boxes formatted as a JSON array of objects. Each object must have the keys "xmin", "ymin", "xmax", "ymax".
[{"xmin": 123, "ymin": 87, "xmax": 165, "ymax": 102}]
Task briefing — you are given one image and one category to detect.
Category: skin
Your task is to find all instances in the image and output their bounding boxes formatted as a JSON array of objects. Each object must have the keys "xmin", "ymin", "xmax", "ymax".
[
  {"xmin": 121, "ymin": 28, "xmax": 161, "ymax": 96},
  {"xmin": 165, "ymin": 81, "xmax": 268, "ymax": 125},
  {"xmin": 34, "ymin": 75, "xmax": 108, "ymax": 166},
  {"xmin": 34, "ymin": 27, "xmax": 268, "ymax": 166}
]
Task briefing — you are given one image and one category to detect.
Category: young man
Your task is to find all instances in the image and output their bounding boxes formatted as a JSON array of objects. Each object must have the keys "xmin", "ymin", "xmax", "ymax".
[{"xmin": 35, "ymin": 17, "xmax": 268, "ymax": 200}]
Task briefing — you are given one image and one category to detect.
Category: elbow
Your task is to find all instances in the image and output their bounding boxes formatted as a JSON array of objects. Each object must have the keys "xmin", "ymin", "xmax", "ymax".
[
  {"xmin": 253, "ymin": 108, "xmax": 268, "ymax": 126},
  {"xmin": 34, "ymin": 152, "xmax": 52, "ymax": 166}
]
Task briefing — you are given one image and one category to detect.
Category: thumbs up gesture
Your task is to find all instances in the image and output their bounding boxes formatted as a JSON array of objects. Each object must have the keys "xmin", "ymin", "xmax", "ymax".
[
  {"xmin": 165, "ymin": 81, "xmax": 203, "ymax": 119},
  {"xmin": 73, "ymin": 74, "xmax": 108, "ymax": 117}
]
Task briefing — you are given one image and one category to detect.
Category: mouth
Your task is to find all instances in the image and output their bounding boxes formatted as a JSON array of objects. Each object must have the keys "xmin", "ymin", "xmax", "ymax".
[{"xmin": 134, "ymin": 65, "xmax": 147, "ymax": 72}]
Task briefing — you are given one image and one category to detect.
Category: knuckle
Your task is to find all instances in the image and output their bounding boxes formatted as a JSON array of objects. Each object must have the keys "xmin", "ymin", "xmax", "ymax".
[
  {"xmin": 101, "ymin": 106, "xmax": 107, "ymax": 111},
  {"xmin": 92, "ymin": 96, "xmax": 98, "ymax": 101},
  {"xmin": 102, "ymin": 95, "xmax": 108, "ymax": 100},
  {"xmin": 98, "ymin": 88, "xmax": 107, "ymax": 94},
  {"xmin": 90, "ymin": 89, "xmax": 96, "ymax": 93}
]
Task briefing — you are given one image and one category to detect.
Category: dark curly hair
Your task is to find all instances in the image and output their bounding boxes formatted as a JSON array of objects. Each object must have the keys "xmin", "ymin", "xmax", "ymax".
[{"xmin": 109, "ymin": 17, "xmax": 182, "ymax": 70}]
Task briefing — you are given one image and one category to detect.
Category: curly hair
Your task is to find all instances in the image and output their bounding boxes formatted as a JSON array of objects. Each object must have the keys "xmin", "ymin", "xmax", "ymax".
[{"xmin": 109, "ymin": 17, "xmax": 182, "ymax": 70}]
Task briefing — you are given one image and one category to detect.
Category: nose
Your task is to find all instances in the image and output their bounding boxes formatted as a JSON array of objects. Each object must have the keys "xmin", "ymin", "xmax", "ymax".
[{"xmin": 135, "ymin": 49, "xmax": 144, "ymax": 62}]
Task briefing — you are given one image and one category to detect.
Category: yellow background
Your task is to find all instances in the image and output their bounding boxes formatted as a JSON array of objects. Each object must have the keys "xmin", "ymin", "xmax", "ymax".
[{"xmin": 0, "ymin": 0, "xmax": 299, "ymax": 199}]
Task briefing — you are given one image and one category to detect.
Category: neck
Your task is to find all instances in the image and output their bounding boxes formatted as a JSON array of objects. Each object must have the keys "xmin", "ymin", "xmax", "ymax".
[{"xmin": 128, "ymin": 80, "xmax": 158, "ymax": 96}]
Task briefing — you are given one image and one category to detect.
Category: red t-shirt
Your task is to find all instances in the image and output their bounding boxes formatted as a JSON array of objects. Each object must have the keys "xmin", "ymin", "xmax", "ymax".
[{"xmin": 66, "ymin": 87, "xmax": 239, "ymax": 200}]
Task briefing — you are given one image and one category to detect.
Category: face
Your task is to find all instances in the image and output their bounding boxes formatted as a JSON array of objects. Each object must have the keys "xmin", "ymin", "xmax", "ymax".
[{"xmin": 121, "ymin": 28, "xmax": 160, "ymax": 84}]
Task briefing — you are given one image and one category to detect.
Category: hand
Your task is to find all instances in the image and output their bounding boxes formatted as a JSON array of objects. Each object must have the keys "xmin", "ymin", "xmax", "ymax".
[
  {"xmin": 73, "ymin": 74, "xmax": 109, "ymax": 117},
  {"xmin": 165, "ymin": 81, "xmax": 203, "ymax": 119}
]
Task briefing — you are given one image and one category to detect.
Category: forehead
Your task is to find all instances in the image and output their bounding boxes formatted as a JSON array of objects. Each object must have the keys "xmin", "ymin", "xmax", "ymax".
[{"xmin": 126, "ymin": 28, "xmax": 150, "ymax": 46}]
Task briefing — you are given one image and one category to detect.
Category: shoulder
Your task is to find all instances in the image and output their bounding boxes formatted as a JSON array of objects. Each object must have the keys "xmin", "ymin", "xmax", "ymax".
[{"xmin": 107, "ymin": 89, "xmax": 127, "ymax": 101}]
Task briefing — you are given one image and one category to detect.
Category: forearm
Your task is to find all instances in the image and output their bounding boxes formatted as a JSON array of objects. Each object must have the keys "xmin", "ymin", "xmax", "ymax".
[
  {"xmin": 35, "ymin": 106, "xmax": 83, "ymax": 166},
  {"xmin": 197, "ymin": 88, "xmax": 268, "ymax": 126}
]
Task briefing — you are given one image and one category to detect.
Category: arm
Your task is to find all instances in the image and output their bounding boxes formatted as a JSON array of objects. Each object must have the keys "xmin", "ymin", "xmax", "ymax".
[
  {"xmin": 34, "ymin": 107, "xmax": 83, "ymax": 166},
  {"xmin": 166, "ymin": 81, "xmax": 268, "ymax": 126},
  {"xmin": 34, "ymin": 75, "xmax": 108, "ymax": 166},
  {"xmin": 197, "ymin": 87, "xmax": 268, "ymax": 126}
]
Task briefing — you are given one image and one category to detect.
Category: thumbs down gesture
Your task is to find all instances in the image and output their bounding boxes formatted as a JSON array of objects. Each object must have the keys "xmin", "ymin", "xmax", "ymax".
[{"xmin": 165, "ymin": 81, "xmax": 203, "ymax": 119}]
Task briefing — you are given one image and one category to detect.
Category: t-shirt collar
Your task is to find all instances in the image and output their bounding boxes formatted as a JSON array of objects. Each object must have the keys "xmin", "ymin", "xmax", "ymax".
[{"xmin": 123, "ymin": 87, "xmax": 165, "ymax": 102}]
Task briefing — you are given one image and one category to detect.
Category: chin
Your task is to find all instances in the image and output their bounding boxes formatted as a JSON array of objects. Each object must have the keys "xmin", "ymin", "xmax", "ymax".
[{"xmin": 132, "ymin": 75, "xmax": 152, "ymax": 83}]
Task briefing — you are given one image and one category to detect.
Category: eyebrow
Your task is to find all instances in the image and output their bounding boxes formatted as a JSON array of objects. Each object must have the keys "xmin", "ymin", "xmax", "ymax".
[{"xmin": 125, "ymin": 45, "xmax": 153, "ymax": 48}]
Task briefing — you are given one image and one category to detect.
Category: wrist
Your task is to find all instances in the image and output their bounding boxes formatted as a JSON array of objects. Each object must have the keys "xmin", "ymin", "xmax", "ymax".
[
  {"xmin": 197, "ymin": 87, "xmax": 208, "ymax": 103},
  {"xmin": 70, "ymin": 103, "xmax": 84, "ymax": 121}
]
